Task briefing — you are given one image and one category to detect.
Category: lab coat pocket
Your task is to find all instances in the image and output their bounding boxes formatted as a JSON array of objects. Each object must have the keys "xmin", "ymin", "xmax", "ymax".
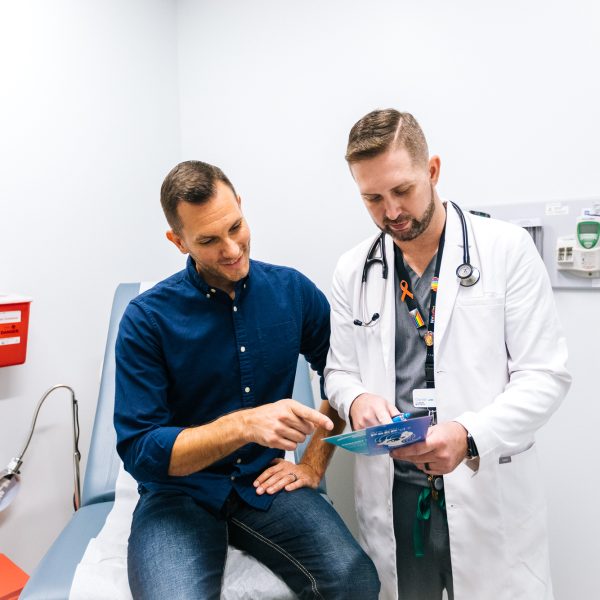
[
  {"xmin": 497, "ymin": 442, "xmax": 543, "ymax": 526},
  {"xmin": 448, "ymin": 297, "xmax": 506, "ymax": 370},
  {"xmin": 257, "ymin": 320, "xmax": 299, "ymax": 376},
  {"xmin": 497, "ymin": 442, "xmax": 549, "ymax": 590},
  {"xmin": 454, "ymin": 292, "xmax": 505, "ymax": 307},
  {"xmin": 499, "ymin": 441, "xmax": 535, "ymax": 464}
]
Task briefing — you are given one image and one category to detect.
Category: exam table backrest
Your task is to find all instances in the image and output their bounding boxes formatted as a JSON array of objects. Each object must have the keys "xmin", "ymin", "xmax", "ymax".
[{"xmin": 81, "ymin": 282, "xmax": 321, "ymax": 508}]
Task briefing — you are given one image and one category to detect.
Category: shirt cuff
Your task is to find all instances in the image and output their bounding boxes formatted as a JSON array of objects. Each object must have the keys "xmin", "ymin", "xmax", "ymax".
[
  {"xmin": 337, "ymin": 385, "xmax": 369, "ymax": 424},
  {"xmin": 133, "ymin": 426, "xmax": 186, "ymax": 480}
]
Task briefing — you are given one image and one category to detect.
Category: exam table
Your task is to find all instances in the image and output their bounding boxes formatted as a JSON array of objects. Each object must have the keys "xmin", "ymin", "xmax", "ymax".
[{"xmin": 20, "ymin": 283, "xmax": 326, "ymax": 600}]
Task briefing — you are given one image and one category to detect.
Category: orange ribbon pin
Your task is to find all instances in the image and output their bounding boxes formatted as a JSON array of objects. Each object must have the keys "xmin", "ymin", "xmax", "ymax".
[{"xmin": 399, "ymin": 280, "xmax": 414, "ymax": 302}]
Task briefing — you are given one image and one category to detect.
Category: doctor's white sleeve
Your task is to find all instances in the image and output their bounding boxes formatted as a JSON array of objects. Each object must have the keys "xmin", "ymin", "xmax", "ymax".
[
  {"xmin": 453, "ymin": 227, "xmax": 572, "ymax": 459},
  {"xmin": 324, "ymin": 256, "xmax": 369, "ymax": 424}
]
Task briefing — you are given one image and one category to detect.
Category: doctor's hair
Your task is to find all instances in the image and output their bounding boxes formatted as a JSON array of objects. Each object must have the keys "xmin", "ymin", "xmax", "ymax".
[
  {"xmin": 345, "ymin": 109, "xmax": 429, "ymax": 167},
  {"xmin": 160, "ymin": 160, "xmax": 237, "ymax": 233}
]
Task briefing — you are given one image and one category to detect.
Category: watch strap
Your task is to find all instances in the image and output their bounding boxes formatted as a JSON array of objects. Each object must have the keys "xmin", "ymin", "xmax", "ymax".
[{"xmin": 466, "ymin": 432, "xmax": 479, "ymax": 458}]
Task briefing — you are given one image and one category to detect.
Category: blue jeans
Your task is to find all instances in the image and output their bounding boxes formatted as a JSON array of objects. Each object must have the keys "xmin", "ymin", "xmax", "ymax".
[{"xmin": 128, "ymin": 486, "xmax": 380, "ymax": 600}]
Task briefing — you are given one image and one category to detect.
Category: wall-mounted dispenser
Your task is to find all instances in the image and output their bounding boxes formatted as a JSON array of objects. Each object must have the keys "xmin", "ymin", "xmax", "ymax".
[
  {"xmin": 466, "ymin": 198, "xmax": 600, "ymax": 290},
  {"xmin": 0, "ymin": 295, "xmax": 33, "ymax": 367},
  {"xmin": 556, "ymin": 204, "xmax": 600, "ymax": 278}
]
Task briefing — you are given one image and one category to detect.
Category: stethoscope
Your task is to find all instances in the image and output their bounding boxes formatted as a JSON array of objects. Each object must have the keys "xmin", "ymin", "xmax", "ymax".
[{"xmin": 353, "ymin": 201, "xmax": 480, "ymax": 327}]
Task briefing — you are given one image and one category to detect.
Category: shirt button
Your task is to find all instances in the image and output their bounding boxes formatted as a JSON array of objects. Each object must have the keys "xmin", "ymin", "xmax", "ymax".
[
  {"xmin": 244, "ymin": 387, "xmax": 251, "ymax": 393},
  {"xmin": 210, "ymin": 288, "xmax": 216, "ymax": 293},
  {"xmin": 206, "ymin": 293, "xmax": 210, "ymax": 298},
  {"xmin": 230, "ymin": 475, "xmax": 236, "ymax": 481},
  {"xmin": 243, "ymin": 284, "xmax": 246, "ymax": 289},
  {"xmin": 240, "ymin": 346, "xmax": 246, "ymax": 352},
  {"xmin": 236, "ymin": 458, "xmax": 242, "ymax": 464},
  {"xmin": 233, "ymin": 306, "xmax": 238, "ymax": 312}
]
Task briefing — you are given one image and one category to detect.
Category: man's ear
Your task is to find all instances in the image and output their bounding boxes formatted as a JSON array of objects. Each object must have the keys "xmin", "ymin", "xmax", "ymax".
[
  {"xmin": 166, "ymin": 229, "xmax": 189, "ymax": 254},
  {"xmin": 428, "ymin": 155, "xmax": 441, "ymax": 186}
]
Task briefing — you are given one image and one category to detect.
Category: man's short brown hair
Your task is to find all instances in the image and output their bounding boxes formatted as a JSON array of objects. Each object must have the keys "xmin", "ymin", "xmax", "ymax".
[
  {"xmin": 345, "ymin": 109, "xmax": 429, "ymax": 167},
  {"xmin": 160, "ymin": 160, "xmax": 237, "ymax": 233}
]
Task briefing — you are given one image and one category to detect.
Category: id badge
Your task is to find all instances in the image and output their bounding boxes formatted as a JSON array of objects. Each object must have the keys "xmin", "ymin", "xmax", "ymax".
[{"xmin": 412, "ymin": 388, "xmax": 437, "ymax": 409}]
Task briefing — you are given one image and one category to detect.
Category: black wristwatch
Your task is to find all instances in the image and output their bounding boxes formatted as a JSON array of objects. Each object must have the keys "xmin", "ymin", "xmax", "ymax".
[{"xmin": 466, "ymin": 432, "xmax": 479, "ymax": 459}]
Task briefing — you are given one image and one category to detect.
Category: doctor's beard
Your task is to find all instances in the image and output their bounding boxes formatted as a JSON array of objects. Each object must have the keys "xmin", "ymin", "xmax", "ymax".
[{"xmin": 382, "ymin": 184, "xmax": 436, "ymax": 242}]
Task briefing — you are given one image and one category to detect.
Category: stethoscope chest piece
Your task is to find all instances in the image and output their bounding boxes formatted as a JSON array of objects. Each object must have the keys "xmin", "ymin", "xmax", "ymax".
[
  {"xmin": 456, "ymin": 263, "xmax": 480, "ymax": 287},
  {"xmin": 453, "ymin": 201, "xmax": 481, "ymax": 287}
]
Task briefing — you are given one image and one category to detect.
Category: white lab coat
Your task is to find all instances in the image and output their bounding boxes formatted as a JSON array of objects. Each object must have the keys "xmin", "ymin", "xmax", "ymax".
[{"xmin": 325, "ymin": 205, "xmax": 571, "ymax": 600}]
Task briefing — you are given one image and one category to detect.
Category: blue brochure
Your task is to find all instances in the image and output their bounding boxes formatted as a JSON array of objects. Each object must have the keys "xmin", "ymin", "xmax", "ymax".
[{"xmin": 324, "ymin": 414, "xmax": 432, "ymax": 455}]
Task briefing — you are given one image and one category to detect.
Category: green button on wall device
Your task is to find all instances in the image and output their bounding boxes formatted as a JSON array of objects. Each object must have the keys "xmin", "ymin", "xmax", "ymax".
[{"xmin": 577, "ymin": 220, "xmax": 600, "ymax": 249}]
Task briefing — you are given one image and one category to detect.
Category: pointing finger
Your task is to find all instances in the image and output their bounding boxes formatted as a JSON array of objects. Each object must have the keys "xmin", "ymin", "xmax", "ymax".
[{"xmin": 290, "ymin": 402, "xmax": 334, "ymax": 431}]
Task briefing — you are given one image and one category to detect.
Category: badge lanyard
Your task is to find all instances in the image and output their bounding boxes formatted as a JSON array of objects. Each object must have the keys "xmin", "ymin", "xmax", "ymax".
[
  {"xmin": 395, "ymin": 228, "xmax": 448, "ymax": 541},
  {"xmin": 393, "ymin": 225, "xmax": 446, "ymax": 391}
]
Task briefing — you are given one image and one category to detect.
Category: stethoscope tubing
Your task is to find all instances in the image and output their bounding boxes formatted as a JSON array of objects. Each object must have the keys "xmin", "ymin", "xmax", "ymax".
[{"xmin": 354, "ymin": 202, "xmax": 479, "ymax": 327}]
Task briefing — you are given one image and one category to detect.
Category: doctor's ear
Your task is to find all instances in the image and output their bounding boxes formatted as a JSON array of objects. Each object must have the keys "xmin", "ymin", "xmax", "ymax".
[
  {"xmin": 166, "ymin": 229, "xmax": 189, "ymax": 254},
  {"xmin": 428, "ymin": 155, "xmax": 441, "ymax": 185}
]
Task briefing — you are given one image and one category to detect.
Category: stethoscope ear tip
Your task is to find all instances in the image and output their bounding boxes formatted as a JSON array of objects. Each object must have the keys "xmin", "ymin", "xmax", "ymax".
[{"xmin": 354, "ymin": 313, "xmax": 380, "ymax": 327}]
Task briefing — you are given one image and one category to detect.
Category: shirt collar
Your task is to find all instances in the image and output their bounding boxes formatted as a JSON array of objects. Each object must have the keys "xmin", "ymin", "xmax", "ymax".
[{"xmin": 185, "ymin": 255, "xmax": 252, "ymax": 298}]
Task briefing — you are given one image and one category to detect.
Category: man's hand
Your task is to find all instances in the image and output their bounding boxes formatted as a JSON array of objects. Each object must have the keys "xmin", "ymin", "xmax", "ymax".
[
  {"xmin": 242, "ymin": 399, "xmax": 334, "ymax": 451},
  {"xmin": 254, "ymin": 458, "xmax": 320, "ymax": 495},
  {"xmin": 349, "ymin": 393, "xmax": 400, "ymax": 430},
  {"xmin": 389, "ymin": 421, "xmax": 468, "ymax": 475}
]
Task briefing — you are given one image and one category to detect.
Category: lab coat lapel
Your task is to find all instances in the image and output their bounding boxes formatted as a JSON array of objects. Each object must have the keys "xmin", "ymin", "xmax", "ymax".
[
  {"xmin": 435, "ymin": 204, "xmax": 463, "ymax": 353},
  {"xmin": 379, "ymin": 234, "xmax": 396, "ymax": 379}
]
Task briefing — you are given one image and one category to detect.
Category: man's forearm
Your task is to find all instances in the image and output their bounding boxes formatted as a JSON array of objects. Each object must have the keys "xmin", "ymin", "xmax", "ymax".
[
  {"xmin": 168, "ymin": 411, "xmax": 247, "ymax": 476},
  {"xmin": 299, "ymin": 400, "xmax": 346, "ymax": 478},
  {"xmin": 168, "ymin": 398, "xmax": 333, "ymax": 476}
]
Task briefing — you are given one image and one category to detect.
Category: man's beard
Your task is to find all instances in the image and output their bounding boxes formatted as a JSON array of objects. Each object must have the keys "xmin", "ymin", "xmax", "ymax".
[{"xmin": 383, "ymin": 185, "xmax": 435, "ymax": 242}]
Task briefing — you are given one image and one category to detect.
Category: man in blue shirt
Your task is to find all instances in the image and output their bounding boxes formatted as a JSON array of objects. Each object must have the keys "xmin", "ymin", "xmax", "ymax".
[{"xmin": 114, "ymin": 160, "xmax": 380, "ymax": 600}]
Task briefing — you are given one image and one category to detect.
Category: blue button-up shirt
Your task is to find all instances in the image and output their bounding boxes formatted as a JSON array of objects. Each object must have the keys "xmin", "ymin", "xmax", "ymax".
[{"xmin": 114, "ymin": 257, "xmax": 330, "ymax": 514}]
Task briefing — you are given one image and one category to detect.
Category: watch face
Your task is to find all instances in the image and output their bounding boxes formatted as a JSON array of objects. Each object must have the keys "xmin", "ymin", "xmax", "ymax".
[{"xmin": 456, "ymin": 263, "xmax": 473, "ymax": 279}]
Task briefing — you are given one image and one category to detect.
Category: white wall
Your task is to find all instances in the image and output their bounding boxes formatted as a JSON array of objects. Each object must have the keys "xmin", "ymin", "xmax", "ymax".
[
  {"xmin": 176, "ymin": 1, "xmax": 599, "ymax": 597},
  {"xmin": 1, "ymin": 1, "xmax": 598, "ymax": 595},
  {"xmin": 0, "ymin": 0, "xmax": 182, "ymax": 572}
]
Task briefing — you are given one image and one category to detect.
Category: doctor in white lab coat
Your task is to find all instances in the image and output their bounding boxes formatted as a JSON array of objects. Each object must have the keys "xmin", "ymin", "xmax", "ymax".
[{"xmin": 325, "ymin": 109, "xmax": 571, "ymax": 600}]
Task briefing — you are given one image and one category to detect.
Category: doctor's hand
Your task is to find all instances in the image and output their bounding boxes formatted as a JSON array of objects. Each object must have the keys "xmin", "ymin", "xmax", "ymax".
[
  {"xmin": 389, "ymin": 421, "xmax": 468, "ymax": 475},
  {"xmin": 254, "ymin": 458, "xmax": 320, "ymax": 495},
  {"xmin": 242, "ymin": 399, "xmax": 334, "ymax": 451},
  {"xmin": 350, "ymin": 393, "xmax": 401, "ymax": 430}
]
